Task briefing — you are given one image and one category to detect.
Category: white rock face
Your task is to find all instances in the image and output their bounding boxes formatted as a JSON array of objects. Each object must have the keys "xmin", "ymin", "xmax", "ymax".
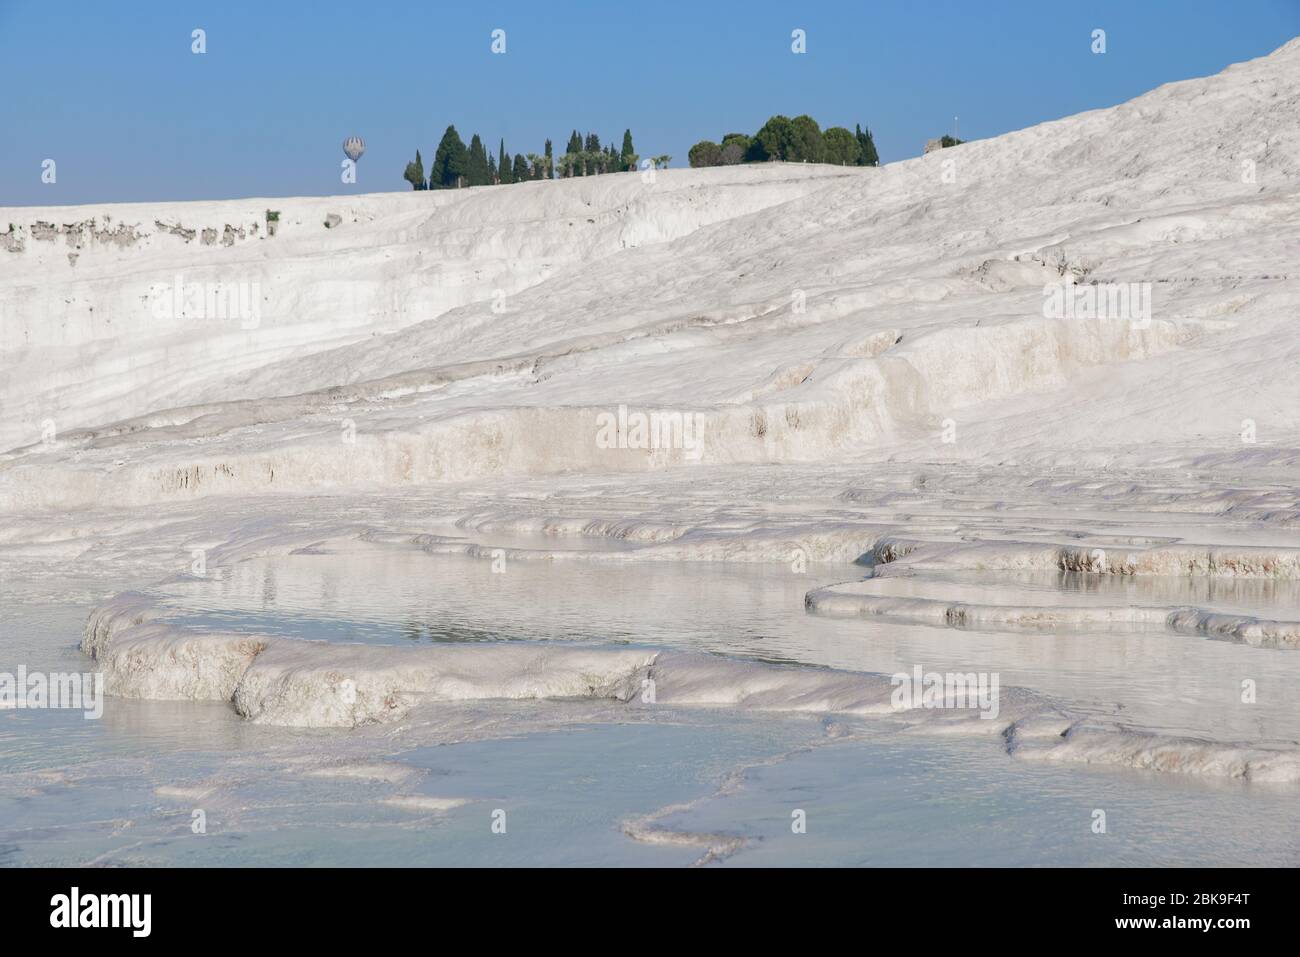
[
  {"xmin": 9, "ymin": 40, "xmax": 1300, "ymax": 788},
  {"xmin": 3, "ymin": 40, "xmax": 1298, "ymax": 508}
]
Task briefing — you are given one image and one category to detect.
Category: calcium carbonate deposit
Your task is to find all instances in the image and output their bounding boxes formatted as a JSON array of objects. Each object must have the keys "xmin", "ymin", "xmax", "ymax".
[{"xmin": 3, "ymin": 39, "xmax": 1300, "ymax": 866}]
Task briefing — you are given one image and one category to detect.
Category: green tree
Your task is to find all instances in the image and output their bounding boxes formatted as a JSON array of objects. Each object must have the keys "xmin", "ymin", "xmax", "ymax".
[
  {"xmin": 822, "ymin": 127, "xmax": 861, "ymax": 165},
  {"xmin": 466, "ymin": 133, "xmax": 490, "ymax": 186},
  {"xmin": 620, "ymin": 129, "xmax": 634, "ymax": 170},
  {"xmin": 720, "ymin": 133, "xmax": 750, "ymax": 165},
  {"xmin": 431, "ymin": 125, "xmax": 468, "ymax": 188},
  {"xmin": 750, "ymin": 115, "xmax": 795, "ymax": 161},
  {"xmin": 577, "ymin": 133, "xmax": 601, "ymax": 175},
  {"xmin": 854, "ymin": 124, "xmax": 879, "ymax": 166},
  {"xmin": 544, "ymin": 139, "xmax": 554, "ymax": 178},
  {"xmin": 512, "ymin": 153, "xmax": 529, "ymax": 183},
  {"xmin": 562, "ymin": 131, "xmax": 582, "ymax": 177},
  {"xmin": 788, "ymin": 115, "xmax": 825, "ymax": 162},
  {"xmin": 487, "ymin": 153, "xmax": 497, "ymax": 184},
  {"xmin": 498, "ymin": 138, "xmax": 512, "ymax": 183},
  {"xmin": 403, "ymin": 149, "xmax": 426, "ymax": 190},
  {"xmin": 940, "ymin": 135, "xmax": 964, "ymax": 148},
  {"xmin": 688, "ymin": 140, "xmax": 723, "ymax": 168}
]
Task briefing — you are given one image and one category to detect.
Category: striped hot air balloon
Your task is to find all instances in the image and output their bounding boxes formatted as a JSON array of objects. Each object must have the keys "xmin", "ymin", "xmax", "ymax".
[{"xmin": 342, "ymin": 137, "xmax": 366, "ymax": 162}]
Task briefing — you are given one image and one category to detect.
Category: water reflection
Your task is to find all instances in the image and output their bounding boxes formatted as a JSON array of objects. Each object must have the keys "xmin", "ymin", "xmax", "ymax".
[{"xmin": 150, "ymin": 546, "xmax": 1300, "ymax": 744}]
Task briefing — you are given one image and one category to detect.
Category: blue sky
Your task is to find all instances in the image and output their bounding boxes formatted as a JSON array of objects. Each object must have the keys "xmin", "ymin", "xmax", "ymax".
[{"xmin": 2, "ymin": 0, "xmax": 1297, "ymax": 205}]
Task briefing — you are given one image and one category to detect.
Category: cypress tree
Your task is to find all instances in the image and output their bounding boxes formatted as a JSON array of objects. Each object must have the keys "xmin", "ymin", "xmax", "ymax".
[
  {"xmin": 498, "ymin": 139, "xmax": 511, "ymax": 184},
  {"xmin": 512, "ymin": 153, "xmax": 529, "ymax": 183},
  {"xmin": 487, "ymin": 153, "xmax": 497, "ymax": 184},
  {"xmin": 855, "ymin": 124, "xmax": 880, "ymax": 166},
  {"xmin": 466, "ymin": 133, "xmax": 489, "ymax": 186},
  {"xmin": 565, "ymin": 130, "xmax": 582, "ymax": 176},
  {"xmin": 403, "ymin": 149, "xmax": 426, "ymax": 190},
  {"xmin": 620, "ymin": 129, "xmax": 634, "ymax": 170}
]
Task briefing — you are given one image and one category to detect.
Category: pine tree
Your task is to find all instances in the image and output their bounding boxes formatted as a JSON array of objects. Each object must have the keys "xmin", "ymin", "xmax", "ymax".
[
  {"xmin": 544, "ymin": 139, "xmax": 553, "ymax": 179},
  {"xmin": 512, "ymin": 153, "xmax": 529, "ymax": 183},
  {"xmin": 822, "ymin": 128, "xmax": 857, "ymax": 165},
  {"xmin": 789, "ymin": 115, "xmax": 825, "ymax": 163},
  {"xmin": 751, "ymin": 115, "xmax": 795, "ymax": 161},
  {"xmin": 487, "ymin": 153, "xmax": 497, "ymax": 184},
  {"xmin": 432, "ymin": 125, "xmax": 469, "ymax": 188},
  {"xmin": 688, "ymin": 141, "xmax": 722, "ymax": 168}
]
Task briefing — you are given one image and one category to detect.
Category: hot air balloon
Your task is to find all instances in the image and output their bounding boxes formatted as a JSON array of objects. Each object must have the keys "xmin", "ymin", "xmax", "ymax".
[{"xmin": 342, "ymin": 137, "xmax": 366, "ymax": 163}]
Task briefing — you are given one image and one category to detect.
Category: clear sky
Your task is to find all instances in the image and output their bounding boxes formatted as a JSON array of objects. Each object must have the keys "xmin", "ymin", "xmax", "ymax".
[{"xmin": 2, "ymin": 0, "xmax": 1297, "ymax": 206}]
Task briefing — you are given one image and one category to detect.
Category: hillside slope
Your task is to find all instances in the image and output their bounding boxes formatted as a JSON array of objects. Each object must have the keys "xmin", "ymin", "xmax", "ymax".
[{"xmin": 2, "ymin": 39, "xmax": 1299, "ymax": 511}]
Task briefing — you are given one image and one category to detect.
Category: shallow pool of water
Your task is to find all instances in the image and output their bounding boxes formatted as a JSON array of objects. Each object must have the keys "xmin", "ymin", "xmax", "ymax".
[
  {"xmin": 4, "ymin": 544, "xmax": 1299, "ymax": 865},
  {"xmin": 153, "ymin": 546, "xmax": 1300, "ymax": 742}
]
